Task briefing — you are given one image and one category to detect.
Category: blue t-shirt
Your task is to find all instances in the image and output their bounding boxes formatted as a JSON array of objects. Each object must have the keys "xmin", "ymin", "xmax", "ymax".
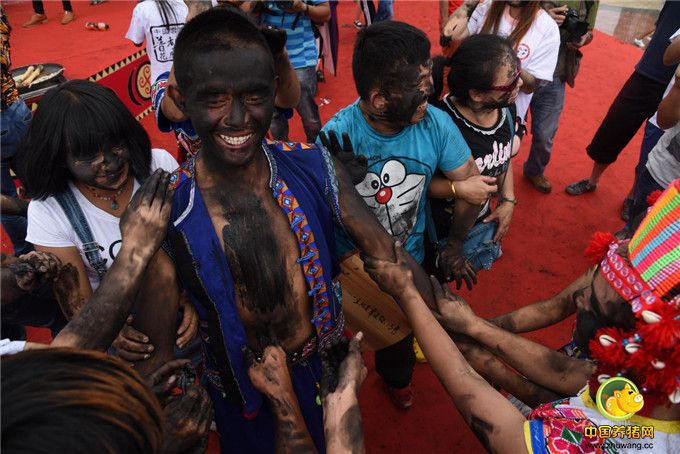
[
  {"xmin": 260, "ymin": 1, "xmax": 324, "ymax": 69},
  {"xmin": 318, "ymin": 101, "xmax": 471, "ymax": 263}
]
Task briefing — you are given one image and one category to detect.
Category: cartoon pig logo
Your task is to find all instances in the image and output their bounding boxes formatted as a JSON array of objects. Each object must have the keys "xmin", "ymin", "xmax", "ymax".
[
  {"xmin": 355, "ymin": 159, "xmax": 425, "ymax": 242},
  {"xmin": 605, "ymin": 384, "xmax": 644, "ymax": 417},
  {"xmin": 596, "ymin": 377, "xmax": 645, "ymax": 421}
]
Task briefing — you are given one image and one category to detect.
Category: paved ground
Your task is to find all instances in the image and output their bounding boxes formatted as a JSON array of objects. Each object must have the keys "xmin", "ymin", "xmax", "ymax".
[{"xmin": 596, "ymin": 0, "xmax": 663, "ymax": 46}]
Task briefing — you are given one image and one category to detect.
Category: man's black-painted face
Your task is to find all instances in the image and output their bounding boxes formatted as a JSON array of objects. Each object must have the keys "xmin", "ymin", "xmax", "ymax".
[
  {"xmin": 183, "ymin": 47, "xmax": 275, "ymax": 167},
  {"xmin": 572, "ymin": 268, "xmax": 632, "ymax": 356},
  {"xmin": 384, "ymin": 60, "xmax": 434, "ymax": 126},
  {"xmin": 66, "ymin": 146, "xmax": 130, "ymax": 190}
]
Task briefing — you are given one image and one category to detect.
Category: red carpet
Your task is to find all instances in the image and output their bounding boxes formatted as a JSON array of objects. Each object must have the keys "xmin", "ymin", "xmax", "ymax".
[{"xmin": 4, "ymin": 1, "xmax": 647, "ymax": 452}]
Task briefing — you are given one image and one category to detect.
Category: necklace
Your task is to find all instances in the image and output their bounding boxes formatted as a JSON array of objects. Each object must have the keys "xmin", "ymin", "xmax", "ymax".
[{"xmin": 87, "ymin": 181, "xmax": 127, "ymax": 210}]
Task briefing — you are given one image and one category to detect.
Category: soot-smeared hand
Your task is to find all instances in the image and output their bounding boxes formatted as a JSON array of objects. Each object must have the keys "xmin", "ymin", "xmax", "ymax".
[
  {"xmin": 320, "ymin": 332, "xmax": 366, "ymax": 397},
  {"xmin": 320, "ymin": 130, "xmax": 368, "ymax": 186},
  {"xmin": 438, "ymin": 241, "xmax": 477, "ymax": 290}
]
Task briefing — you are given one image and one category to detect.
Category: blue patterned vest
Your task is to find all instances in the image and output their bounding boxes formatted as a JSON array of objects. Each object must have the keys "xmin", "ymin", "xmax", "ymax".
[{"xmin": 166, "ymin": 140, "xmax": 345, "ymax": 416}]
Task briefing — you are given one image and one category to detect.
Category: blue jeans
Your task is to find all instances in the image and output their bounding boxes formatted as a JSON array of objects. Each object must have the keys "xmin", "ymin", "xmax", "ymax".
[
  {"xmin": 524, "ymin": 76, "xmax": 565, "ymax": 177},
  {"xmin": 626, "ymin": 167, "xmax": 663, "ymax": 231},
  {"xmin": 270, "ymin": 66, "xmax": 321, "ymax": 143},
  {"xmin": 375, "ymin": 0, "xmax": 393, "ymax": 22},
  {"xmin": 1, "ymin": 99, "xmax": 32, "ymax": 256},
  {"xmin": 634, "ymin": 120, "xmax": 664, "ymax": 179},
  {"xmin": 1, "ymin": 285, "xmax": 67, "ymax": 338}
]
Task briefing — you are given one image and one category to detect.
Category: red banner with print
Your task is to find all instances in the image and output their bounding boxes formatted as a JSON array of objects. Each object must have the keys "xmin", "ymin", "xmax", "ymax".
[{"xmin": 89, "ymin": 49, "xmax": 152, "ymax": 121}]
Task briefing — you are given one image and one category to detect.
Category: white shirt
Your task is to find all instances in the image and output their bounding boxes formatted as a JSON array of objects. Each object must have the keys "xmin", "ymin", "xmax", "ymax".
[
  {"xmin": 0, "ymin": 339, "xmax": 26, "ymax": 356},
  {"xmin": 649, "ymin": 28, "xmax": 680, "ymax": 129},
  {"xmin": 26, "ymin": 149, "xmax": 178, "ymax": 291},
  {"xmin": 468, "ymin": 0, "xmax": 560, "ymax": 119},
  {"xmin": 126, "ymin": 0, "xmax": 188, "ymax": 84},
  {"xmin": 646, "ymin": 122, "xmax": 680, "ymax": 187}
]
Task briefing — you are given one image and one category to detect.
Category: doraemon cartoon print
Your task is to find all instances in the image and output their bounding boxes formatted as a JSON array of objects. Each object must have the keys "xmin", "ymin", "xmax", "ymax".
[{"xmin": 355, "ymin": 158, "xmax": 426, "ymax": 242}]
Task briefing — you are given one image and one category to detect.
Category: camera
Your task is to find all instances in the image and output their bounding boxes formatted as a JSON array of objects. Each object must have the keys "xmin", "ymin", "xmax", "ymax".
[{"xmin": 561, "ymin": 8, "xmax": 589, "ymax": 43}]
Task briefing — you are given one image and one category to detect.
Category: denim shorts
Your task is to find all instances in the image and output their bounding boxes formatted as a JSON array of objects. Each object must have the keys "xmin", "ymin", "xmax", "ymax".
[{"xmin": 437, "ymin": 220, "xmax": 502, "ymax": 273}]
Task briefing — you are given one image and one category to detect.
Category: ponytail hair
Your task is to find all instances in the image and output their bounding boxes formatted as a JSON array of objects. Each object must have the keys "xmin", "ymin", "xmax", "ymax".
[{"xmin": 429, "ymin": 55, "xmax": 450, "ymax": 104}]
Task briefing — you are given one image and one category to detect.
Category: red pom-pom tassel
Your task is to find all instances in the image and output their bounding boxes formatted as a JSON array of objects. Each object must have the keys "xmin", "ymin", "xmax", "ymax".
[
  {"xmin": 584, "ymin": 232, "xmax": 616, "ymax": 265},
  {"xmin": 589, "ymin": 327, "xmax": 628, "ymax": 367},
  {"xmin": 637, "ymin": 303, "xmax": 680, "ymax": 350}
]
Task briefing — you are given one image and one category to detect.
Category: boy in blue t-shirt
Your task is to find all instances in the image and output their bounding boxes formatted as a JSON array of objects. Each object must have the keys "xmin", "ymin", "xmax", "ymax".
[
  {"xmin": 318, "ymin": 21, "xmax": 481, "ymax": 410},
  {"xmin": 258, "ymin": 0, "xmax": 330, "ymax": 142}
]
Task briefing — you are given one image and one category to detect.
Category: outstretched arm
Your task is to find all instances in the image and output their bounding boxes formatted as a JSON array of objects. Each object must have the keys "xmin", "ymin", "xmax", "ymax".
[
  {"xmin": 656, "ymin": 67, "xmax": 680, "ymax": 130},
  {"xmin": 488, "ymin": 268, "xmax": 595, "ymax": 333},
  {"xmin": 454, "ymin": 336, "xmax": 561, "ymax": 408},
  {"xmin": 433, "ymin": 282, "xmax": 595, "ymax": 397},
  {"xmin": 428, "ymin": 174, "xmax": 497, "ymax": 205},
  {"xmin": 1, "ymin": 251, "xmax": 61, "ymax": 304},
  {"xmin": 0, "ymin": 194, "xmax": 28, "ymax": 216},
  {"xmin": 246, "ymin": 346, "xmax": 317, "ymax": 454},
  {"xmin": 52, "ymin": 170, "xmax": 174, "ymax": 351},
  {"xmin": 663, "ymin": 34, "xmax": 680, "ymax": 66},
  {"xmin": 128, "ymin": 248, "xmax": 181, "ymax": 376},
  {"xmin": 439, "ymin": 158, "xmax": 483, "ymax": 290},
  {"xmin": 330, "ymin": 148, "xmax": 435, "ymax": 308},
  {"xmin": 363, "ymin": 244, "xmax": 527, "ymax": 454},
  {"xmin": 442, "ymin": 0, "xmax": 477, "ymax": 40},
  {"xmin": 320, "ymin": 333, "xmax": 367, "ymax": 454}
]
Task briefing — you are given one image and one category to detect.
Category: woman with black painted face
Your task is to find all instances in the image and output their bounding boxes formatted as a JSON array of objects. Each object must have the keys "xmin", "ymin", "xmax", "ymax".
[
  {"xmin": 16, "ymin": 80, "xmax": 197, "ymax": 368},
  {"xmin": 426, "ymin": 34, "xmax": 522, "ymax": 276}
]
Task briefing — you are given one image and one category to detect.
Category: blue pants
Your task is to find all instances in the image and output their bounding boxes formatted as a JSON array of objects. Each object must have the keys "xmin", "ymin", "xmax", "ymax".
[
  {"xmin": 270, "ymin": 66, "xmax": 321, "ymax": 143},
  {"xmin": 1, "ymin": 99, "xmax": 33, "ymax": 256},
  {"xmin": 524, "ymin": 76, "xmax": 565, "ymax": 177},
  {"xmin": 1, "ymin": 284, "xmax": 67, "ymax": 338},
  {"xmin": 633, "ymin": 120, "xmax": 664, "ymax": 180},
  {"xmin": 375, "ymin": 0, "xmax": 394, "ymax": 22},
  {"xmin": 208, "ymin": 354, "xmax": 326, "ymax": 453},
  {"xmin": 626, "ymin": 167, "xmax": 663, "ymax": 231}
]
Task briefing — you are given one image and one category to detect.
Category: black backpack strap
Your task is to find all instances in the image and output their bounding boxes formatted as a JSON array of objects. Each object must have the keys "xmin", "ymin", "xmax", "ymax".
[{"xmin": 54, "ymin": 189, "xmax": 108, "ymax": 280}]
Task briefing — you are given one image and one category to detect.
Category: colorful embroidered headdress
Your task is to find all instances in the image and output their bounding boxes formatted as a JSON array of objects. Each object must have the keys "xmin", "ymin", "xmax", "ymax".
[{"xmin": 586, "ymin": 179, "xmax": 680, "ymax": 405}]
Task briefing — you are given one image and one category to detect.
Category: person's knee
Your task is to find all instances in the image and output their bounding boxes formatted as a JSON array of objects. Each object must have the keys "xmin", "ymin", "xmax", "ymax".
[{"xmin": 530, "ymin": 127, "xmax": 554, "ymax": 147}]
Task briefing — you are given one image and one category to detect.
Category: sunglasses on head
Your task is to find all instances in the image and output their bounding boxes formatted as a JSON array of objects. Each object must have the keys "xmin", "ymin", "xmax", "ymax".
[{"xmin": 486, "ymin": 62, "xmax": 522, "ymax": 93}]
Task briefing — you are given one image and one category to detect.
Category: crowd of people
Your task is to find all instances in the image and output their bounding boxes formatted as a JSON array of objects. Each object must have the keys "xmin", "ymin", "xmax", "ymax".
[{"xmin": 1, "ymin": 1, "xmax": 679, "ymax": 453}]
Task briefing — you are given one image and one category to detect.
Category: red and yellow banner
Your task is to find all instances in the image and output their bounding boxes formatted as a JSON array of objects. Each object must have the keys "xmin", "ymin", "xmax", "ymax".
[{"xmin": 89, "ymin": 49, "xmax": 152, "ymax": 121}]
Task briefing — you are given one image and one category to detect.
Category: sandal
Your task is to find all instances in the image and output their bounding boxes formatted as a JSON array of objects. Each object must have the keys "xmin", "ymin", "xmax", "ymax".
[{"xmin": 565, "ymin": 179, "xmax": 597, "ymax": 196}]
